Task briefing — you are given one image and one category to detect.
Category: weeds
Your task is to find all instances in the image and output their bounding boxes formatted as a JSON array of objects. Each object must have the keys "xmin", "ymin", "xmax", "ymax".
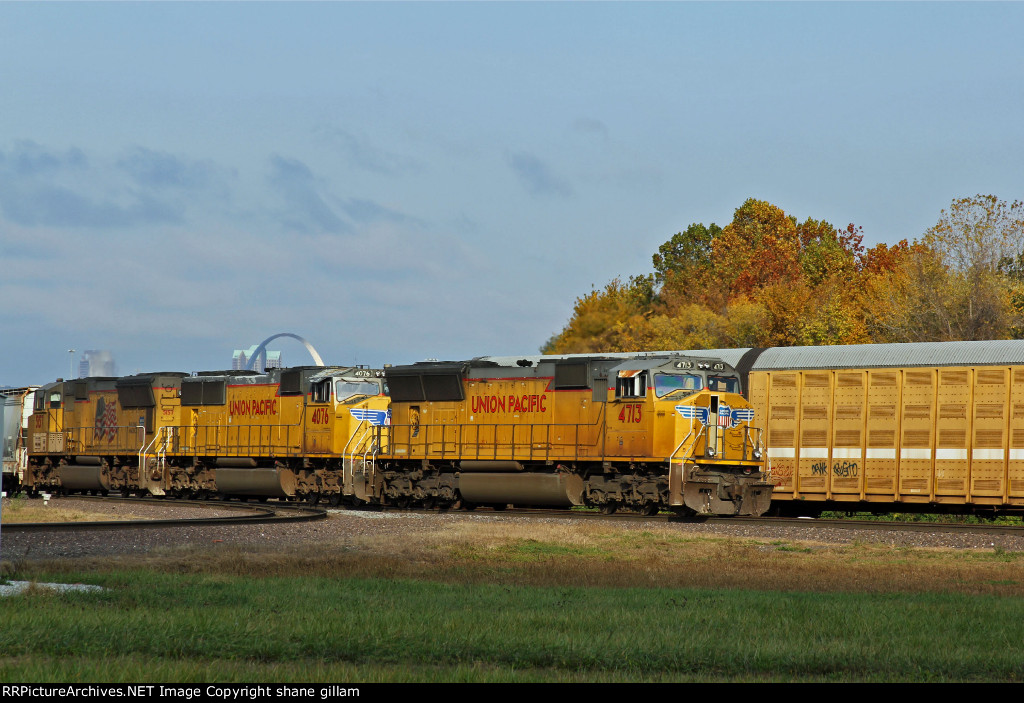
[{"xmin": 5, "ymin": 518, "xmax": 1024, "ymax": 682}]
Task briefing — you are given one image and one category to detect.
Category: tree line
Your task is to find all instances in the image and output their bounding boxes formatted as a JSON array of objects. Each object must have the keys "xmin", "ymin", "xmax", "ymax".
[{"xmin": 543, "ymin": 195, "xmax": 1024, "ymax": 354}]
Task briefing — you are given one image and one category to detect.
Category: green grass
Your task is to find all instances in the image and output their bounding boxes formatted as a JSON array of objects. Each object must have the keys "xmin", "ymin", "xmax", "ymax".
[
  {"xmin": 822, "ymin": 511, "xmax": 1024, "ymax": 525},
  {"xmin": 3, "ymin": 571, "xmax": 1024, "ymax": 682}
]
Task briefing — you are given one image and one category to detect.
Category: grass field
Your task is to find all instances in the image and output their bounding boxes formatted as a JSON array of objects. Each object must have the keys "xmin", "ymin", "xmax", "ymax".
[{"xmin": 3, "ymin": 518, "xmax": 1024, "ymax": 682}]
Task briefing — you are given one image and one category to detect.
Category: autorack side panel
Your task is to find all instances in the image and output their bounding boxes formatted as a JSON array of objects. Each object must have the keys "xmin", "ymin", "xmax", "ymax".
[
  {"xmin": 898, "ymin": 368, "xmax": 936, "ymax": 502},
  {"xmin": 864, "ymin": 370, "xmax": 900, "ymax": 501},
  {"xmin": 759, "ymin": 371, "xmax": 799, "ymax": 495},
  {"xmin": 796, "ymin": 370, "xmax": 832, "ymax": 500},
  {"xmin": 969, "ymin": 367, "xmax": 1008, "ymax": 504},
  {"xmin": 932, "ymin": 368, "xmax": 971, "ymax": 503},
  {"xmin": 1009, "ymin": 369, "xmax": 1024, "ymax": 505},
  {"xmin": 830, "ymin": 370, "xmax": 867, "ymax": 502},
  {"xmin": 751, "ymin": 343, "xmax": 1024, "ymax": 511}
]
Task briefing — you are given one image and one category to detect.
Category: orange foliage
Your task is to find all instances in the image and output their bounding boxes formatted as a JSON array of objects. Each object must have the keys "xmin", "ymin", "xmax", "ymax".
[{"xmin": 545, "ymin": 196, "xmax": 1024, "ymax": 354}]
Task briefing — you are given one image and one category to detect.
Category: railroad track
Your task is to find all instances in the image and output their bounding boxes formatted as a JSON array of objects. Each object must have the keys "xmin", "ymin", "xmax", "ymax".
[
  {"xmin": 0, "ymin": 497, "xmax": 327, "ymax": 534},
  {"xmin": 5, "ymin": 495, "xmax": 1020, "ymax": 540},
  {"xmin": 445, "ymin": 504, "xmax": 1024, "ymax": 538}
]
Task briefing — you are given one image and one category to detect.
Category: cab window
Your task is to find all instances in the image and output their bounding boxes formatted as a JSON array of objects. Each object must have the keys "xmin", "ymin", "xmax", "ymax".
[
  {"xmin": 310, "ymin": 379, "xmax": 332, "ymax": 403},
  {"xmin": 707, "ymin": 375, "xmax": 739, "ymax": 393},
  {"xmin": 615, "ymin": 371, "xmax": 648, "ymax": 399},
  {"xmin": 335, "ymin": 381, "xmax": 379, "ymax": 403},
  {"xmin": 654, "ymin": 373, "xmax": 702, "ymax": 397}
]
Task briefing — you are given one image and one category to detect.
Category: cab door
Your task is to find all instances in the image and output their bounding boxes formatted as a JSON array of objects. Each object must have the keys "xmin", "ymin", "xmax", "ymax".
[{"xmin": 304, "ymin": 378, "xmax": 333, "ymax": 454}]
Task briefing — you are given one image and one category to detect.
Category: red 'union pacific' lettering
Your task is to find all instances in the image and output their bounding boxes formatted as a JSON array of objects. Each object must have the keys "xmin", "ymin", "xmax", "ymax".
[
  {"xmin": 229, "ymin": 398, "xmax": 279, "ymax": 417},
  {"xmin": 471, "ymin": 394, "xmax": 547, "ymax": 414}
]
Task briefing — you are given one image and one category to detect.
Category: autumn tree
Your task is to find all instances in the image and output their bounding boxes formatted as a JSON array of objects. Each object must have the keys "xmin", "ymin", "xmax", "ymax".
[
  {"xmin": 542, "ymin": 276, "xmax": 655, "ymax": 353},
  {"xmin": 864, "ymin": 196, "xmax": 1024, "ymax": 342},
  {"xmin": 544, "ymin": 195, "xmax": 1023, "ymax": 355}
]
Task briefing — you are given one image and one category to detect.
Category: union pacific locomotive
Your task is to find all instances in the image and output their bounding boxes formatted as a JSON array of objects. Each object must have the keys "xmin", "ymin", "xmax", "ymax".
[{"xmin": 21, "ymin": 353, "xmax": 773, "ymax": 517}]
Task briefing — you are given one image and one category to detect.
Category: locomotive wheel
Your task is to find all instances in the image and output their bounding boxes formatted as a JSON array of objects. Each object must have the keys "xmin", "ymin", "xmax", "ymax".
[
  {"xmin": 600, "ymin": 502, "xmax": 618, "ymax": 515},
  {"xmin": 328, "ymin": 493, "xmax": 341, "ymax": 507},
  {"xmin": 638, "ymin": 503, "xmax": 658, "ymax": 516}
]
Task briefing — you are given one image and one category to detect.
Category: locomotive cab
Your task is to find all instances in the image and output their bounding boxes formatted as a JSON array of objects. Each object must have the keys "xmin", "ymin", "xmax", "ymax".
[
  {"xmin": 605, "ymin": 356, "xmax": 771, "ymax": 515},
  {"xmin": 293, "ymin": 366, "xmax": 388, "ymax": 503},
  {"xmin": 24, "ymin": 380, "xmax": 71, "ymax": 492}
]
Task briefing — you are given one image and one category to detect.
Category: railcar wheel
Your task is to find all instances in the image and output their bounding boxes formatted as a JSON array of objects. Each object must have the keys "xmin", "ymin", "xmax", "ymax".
[{"xmin": 328, "ymin": 493, "xmax": 341, "ymax": 507}]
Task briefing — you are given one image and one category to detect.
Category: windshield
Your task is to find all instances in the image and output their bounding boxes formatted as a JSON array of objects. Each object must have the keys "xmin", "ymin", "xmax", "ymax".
[
  {"xmin": 654, "ymin": 373, "xmax": 703, "ymax": 398},
  {"xmin": 707, "ymin": 375, "xmax": 740, "ymax": 393},
  {"xmin": 335, "ymin": 380, "xmax": 380, "ymax": 403}
]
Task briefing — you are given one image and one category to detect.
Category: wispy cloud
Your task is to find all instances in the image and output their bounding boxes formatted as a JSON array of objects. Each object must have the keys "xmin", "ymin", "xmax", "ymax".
[
  {"xmin": 267, "ymin": 155, "xmax": 350, "ymax": 234},
  {"xmin": 266, "ymin": 154, "xmax": 420, "ymax": 234},
  {"xmin": 0, "ymin": 141, "xmax": 236, "ymax": 228},
  {"xmin": 117, "ymin": 147, "xmax": 230, "ymax": 193},
  {"xmin": 505, "ymin": 151, "xmax": 573, "ymax": 198},
  {"xmin": 571, "ymin": 117, "xmax": 609, "ymax": 141},
  {"xmin": 321, "ymin": 127, "xmax": 422, "ymax": 176},
  {"xmin": 0, "ymin": 140, "xmax": 87, "ymax": 177}
]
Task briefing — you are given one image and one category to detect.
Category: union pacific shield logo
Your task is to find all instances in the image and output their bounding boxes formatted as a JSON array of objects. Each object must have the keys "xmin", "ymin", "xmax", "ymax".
[{"xmin": 349, "ymin": 408, "xmax": 391, "ymax": 426}]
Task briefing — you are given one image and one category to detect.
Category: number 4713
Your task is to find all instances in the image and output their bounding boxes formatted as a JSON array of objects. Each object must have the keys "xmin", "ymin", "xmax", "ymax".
[{"xmin": 618, "ymin": 403, "xmax": 642, "ymax": 423}]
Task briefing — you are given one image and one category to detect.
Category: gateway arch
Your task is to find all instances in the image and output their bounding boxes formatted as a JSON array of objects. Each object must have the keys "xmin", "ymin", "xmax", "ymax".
[{"xmin": 244, "ymin": 333, "xmax": 325, "ymax": 371}]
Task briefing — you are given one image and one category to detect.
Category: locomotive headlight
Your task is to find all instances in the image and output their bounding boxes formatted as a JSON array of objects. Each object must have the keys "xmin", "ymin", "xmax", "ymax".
[
  {"xmin": 706, "ymin": 446, "xmax": 717, "ymax": 458},
  {"xmin": 753, "ymin": 448, "xmax": 762, "ymax": 461}
]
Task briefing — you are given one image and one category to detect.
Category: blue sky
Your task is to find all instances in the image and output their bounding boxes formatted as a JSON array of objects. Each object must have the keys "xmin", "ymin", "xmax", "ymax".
[{"xmin": 1, "ymin": 2, "xmax": 1022, "ymax": 385}]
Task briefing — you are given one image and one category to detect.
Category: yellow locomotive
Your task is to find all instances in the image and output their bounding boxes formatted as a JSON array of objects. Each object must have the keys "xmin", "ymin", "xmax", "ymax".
[
  {"xmin": 364, "ymin": 353, "xmax": 772, "ymax": 516},
  {"xmin": 24, "ymin": 366, "xmax": 388, "ymax": 504},
  {"xmin": 164, "ymin": 366, "xmax": 388, "ymax": 503},
  {"xmin": 22, "ymin": 352, "xmax": 770, "ymax": 516},
  {"xmin": 25, "ymin": 373, "xmax": 186, "ymax": 495}
]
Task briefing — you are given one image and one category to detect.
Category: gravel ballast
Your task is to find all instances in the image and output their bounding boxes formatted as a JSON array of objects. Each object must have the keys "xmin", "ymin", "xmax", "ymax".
[{"xmin": 3, "ymin": 497, "xmax": 1023, "ymax": 562}]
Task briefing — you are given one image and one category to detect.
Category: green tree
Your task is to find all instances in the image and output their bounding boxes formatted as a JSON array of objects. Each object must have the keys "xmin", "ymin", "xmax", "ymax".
[{"xmin": 651, "ymin": 223, "xmax": 721, "ymax": 285}]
